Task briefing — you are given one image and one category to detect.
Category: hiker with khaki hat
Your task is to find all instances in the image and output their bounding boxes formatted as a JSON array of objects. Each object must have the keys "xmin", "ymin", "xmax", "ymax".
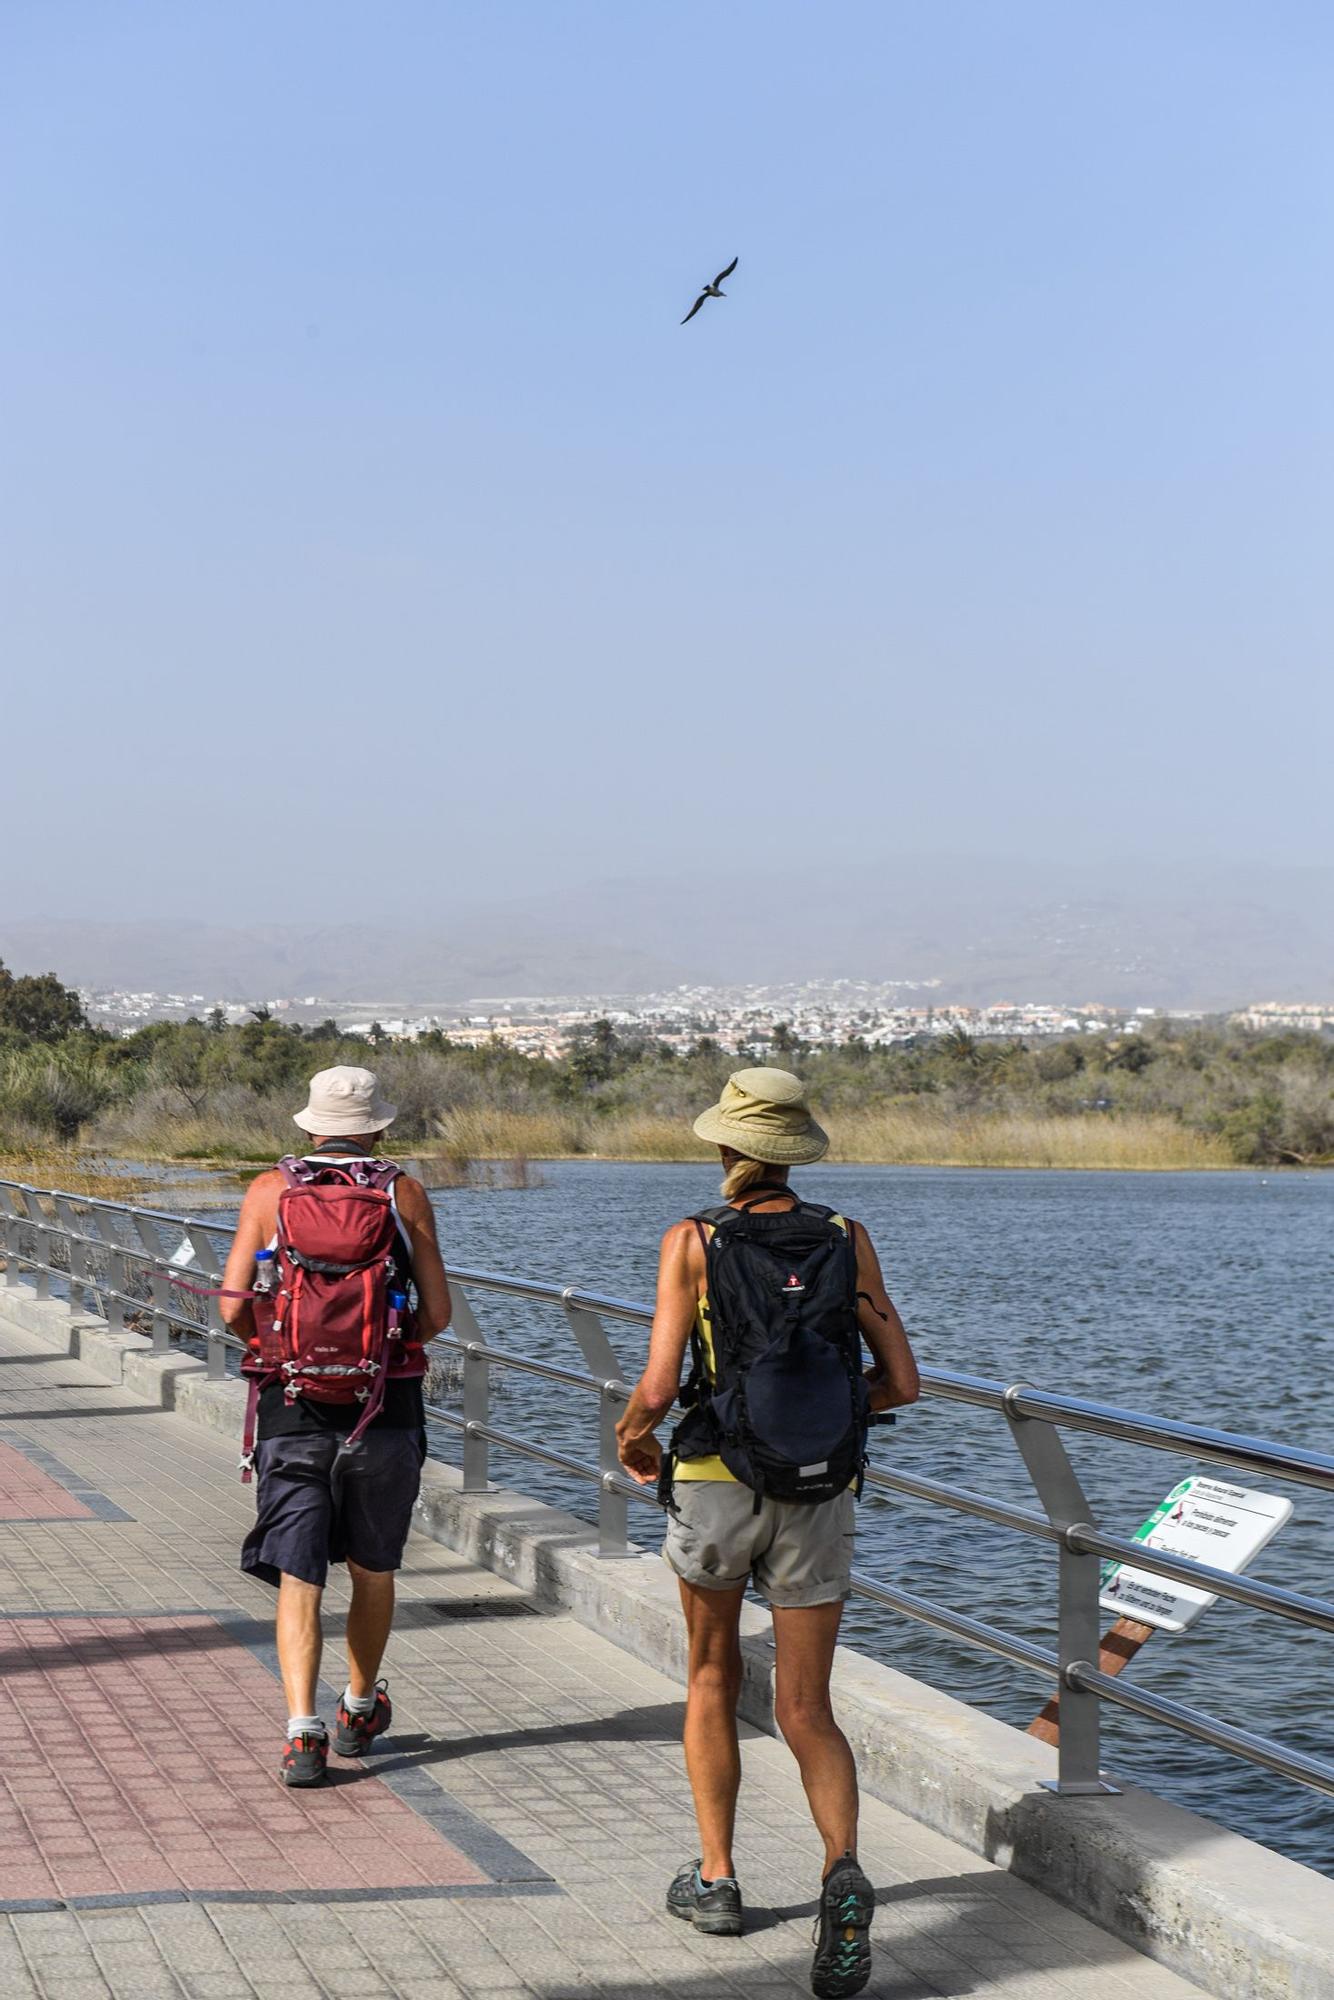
[
  {"xmin": 220, "ymin": 1067, "xmax": 451, "ymax": 1787},
  {"xmin": 617, "ymin": 1068, "xmax": 920, "ymax": 1999}
]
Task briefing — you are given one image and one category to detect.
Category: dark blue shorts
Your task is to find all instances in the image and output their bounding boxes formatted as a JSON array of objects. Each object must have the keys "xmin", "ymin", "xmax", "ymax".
[{"xmin": 241, "ymin": 1429, "xmax": 426, "ymax": 1589}]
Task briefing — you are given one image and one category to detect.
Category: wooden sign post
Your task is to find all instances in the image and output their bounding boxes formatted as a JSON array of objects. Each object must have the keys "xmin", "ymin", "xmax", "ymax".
[
  {"xmin": 1028, "ymin": 1617, "xmax": 1154, "ymax": 1744},
  {"xmin": 1027, "ymin": 1475, "xmax": 1291, "ymax": 1746}
]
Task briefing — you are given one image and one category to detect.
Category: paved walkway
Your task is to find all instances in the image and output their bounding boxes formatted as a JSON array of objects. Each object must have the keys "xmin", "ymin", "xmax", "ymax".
[{"xmin": 0, "ymin": 1310, "xmax": 1207, "ymax": 2000}]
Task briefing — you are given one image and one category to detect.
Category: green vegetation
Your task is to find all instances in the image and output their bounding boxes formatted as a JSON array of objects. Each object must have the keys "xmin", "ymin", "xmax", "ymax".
[{"xmin": 0, "ymin": 961, "xmax": 1331, "ymax": 1173}]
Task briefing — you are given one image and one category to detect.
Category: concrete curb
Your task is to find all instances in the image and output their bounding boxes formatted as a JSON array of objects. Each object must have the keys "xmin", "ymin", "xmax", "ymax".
[{"xmin": 5, "ymin": 1291, "xmax": 1332, "ymax": 2000}]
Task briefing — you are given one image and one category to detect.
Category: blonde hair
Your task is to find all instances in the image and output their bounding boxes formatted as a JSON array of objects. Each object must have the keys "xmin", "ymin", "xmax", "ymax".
[{"xmin": 721, "ymin": 1156, "xmax": 788, "ymax": 1202}]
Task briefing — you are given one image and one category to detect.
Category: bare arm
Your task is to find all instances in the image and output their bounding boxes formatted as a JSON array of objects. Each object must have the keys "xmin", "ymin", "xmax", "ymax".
[
  {"xmin": 218, "ymin": 1173, "xmax": 283, "ymax": 1339},
  {"xmin": 849, "ymin": 1219, "xmax": 920, "ymax": 1410},
  {"xmin": 395, "ymin": 1176, "xmax": 451, "ymax": 1339},
  {"xmin": 615, "ymin": 1220, "xmax": 701, "ymax": 1484}
]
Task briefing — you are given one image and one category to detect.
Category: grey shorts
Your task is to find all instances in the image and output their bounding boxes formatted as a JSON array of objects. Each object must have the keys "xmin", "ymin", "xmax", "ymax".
[
  {"xmin": 241, "ymin": 1429, "xmax": 426, "ymax": 1589},
  {"xmin": 662, "ymin": 1481, "xmax": 854, "ymax": 1608}
]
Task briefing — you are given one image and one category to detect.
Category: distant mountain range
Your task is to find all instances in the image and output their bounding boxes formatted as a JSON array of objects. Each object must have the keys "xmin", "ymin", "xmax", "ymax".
[{"xmin": 3, "ymin": 858, "xmax": 1332, "ymax": 1011}]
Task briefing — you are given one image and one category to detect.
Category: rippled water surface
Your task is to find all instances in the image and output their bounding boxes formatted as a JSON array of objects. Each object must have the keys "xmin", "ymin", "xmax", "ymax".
[{"xmin": 421, "ymin": 1161, "xmax": 1334, "ymax": 1876}]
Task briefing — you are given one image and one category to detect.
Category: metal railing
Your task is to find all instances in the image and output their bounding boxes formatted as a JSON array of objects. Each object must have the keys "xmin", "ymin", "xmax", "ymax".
[{"xmin": 3, "ymin": 1175, "xmax": 1334, "ymax": 1805}]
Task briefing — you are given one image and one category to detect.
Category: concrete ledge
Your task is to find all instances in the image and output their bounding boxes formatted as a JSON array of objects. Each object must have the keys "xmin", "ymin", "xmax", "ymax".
[
  {"xmin": 412, "ymin": 1463, "xmax": 1334, "ymax": 2000},
  {"xmin": 6, "ymin": 1291, "xmax": 1333, "ymax": 2000}
]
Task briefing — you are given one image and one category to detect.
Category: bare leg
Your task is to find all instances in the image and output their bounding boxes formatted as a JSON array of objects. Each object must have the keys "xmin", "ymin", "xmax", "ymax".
[
  {"xmin": 345, "ymin": 1560, "xmax": 396, "ymax": 1697},
  {"xmin": 771, "ymin": 1600, "xmax": 858, "ymax": 1873},
  {"xmin": 276, "ymin": 1574, "xmax": 323, "ymax": 1718},
  {"xmin": 679, "ymin": 1578, "xmax": 747, "ymax": 1880}
]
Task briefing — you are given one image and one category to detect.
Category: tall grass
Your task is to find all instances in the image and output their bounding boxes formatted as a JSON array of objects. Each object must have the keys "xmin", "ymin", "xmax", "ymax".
[
  {"xmin": 0, "ymin": 1149, "xmax": 152, "ymax": 1200},
  {"xmin": 420, "ymin": 1105, "xmax": 1230, "ymax": 1170},
  {"xmin": 826, "ymin": 1107, "xmax": 1230, "ymax": 1170},
  {"xmin": 71, "ymin": 1091, "xmax": 1234, "ymax": 1172}
]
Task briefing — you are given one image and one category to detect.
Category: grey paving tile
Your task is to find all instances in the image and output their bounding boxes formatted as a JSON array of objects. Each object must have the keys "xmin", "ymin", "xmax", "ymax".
[{"xmin": 0, "ymin": 1310, "xmax": 1209, "ymax": 2000}]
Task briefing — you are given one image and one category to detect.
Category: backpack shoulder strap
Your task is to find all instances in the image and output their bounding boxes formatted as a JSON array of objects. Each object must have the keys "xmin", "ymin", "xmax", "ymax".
[{"xmin": 732, "ymin": 1183, "xmax": 800, "ymax": 1211}]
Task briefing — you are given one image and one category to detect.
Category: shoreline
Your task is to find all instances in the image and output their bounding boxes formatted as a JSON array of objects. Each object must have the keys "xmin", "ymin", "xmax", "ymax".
[{"xmin": 7, "ymin": 1148, "xmax": 1317, "ymax": 1182}]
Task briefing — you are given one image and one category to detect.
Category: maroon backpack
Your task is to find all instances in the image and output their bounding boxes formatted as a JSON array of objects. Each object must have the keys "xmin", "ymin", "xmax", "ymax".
[{"xmin": 240, "ymin": 1155, "xmax": 425, "ymax": 1480}]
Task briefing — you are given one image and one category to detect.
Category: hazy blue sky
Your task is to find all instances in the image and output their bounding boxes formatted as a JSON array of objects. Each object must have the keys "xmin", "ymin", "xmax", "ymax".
[{"xmin": 3, "ymin": 2, "xmax": 1331, "ymax": 924}]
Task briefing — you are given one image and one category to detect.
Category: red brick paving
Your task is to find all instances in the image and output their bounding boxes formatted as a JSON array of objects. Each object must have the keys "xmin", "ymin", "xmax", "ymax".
[
  {"xmin": 0, "ymin": 1441, "xmax": 93, "ymax": 1521},
  {"xmin": 0, "ymin": 1614, "xmax": 488, "ymax": 1901}
]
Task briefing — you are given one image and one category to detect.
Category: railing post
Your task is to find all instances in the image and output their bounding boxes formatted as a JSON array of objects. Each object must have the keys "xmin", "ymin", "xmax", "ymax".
[
  {"xmin": 1004, "ymin": 1384, "xmax": 1119, "ymax": 1796},
  {"xmin": 131, "ymin": 1212, "xmax": 173, "ymax": 1353},
  {"xmin": 86, "ymin": 1207, "xmax": 133, "ymax": 1334},
  {"xmin": 597, "ymin": 1382, "xmax": 630, "ymax": 1558},
  {"xmin": 561, "ymin": 1290, "xmax": 630, "ymax": 1559},
  {"xmin": 51, "ymin": 1198, "xmax": 86, "ymax": 1314},
  {"xmin": 184, "ymin": 1224, "xmax": 228, "ymax": 1373},
  {"xmin": 452, "ymin": 1288, "xmax": 490, "ymax": 1492},
  {"xmin": 22, "ymin": 1192, "xmax": 50, "ymax": 1301},
  {"xmin": 4, "ymin": 1189, "xmax": 23, "ymax": 1288}
]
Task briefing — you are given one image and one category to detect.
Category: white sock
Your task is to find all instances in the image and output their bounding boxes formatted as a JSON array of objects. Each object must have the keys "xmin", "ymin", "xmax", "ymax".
[
  {"xmin": 287, "ymin": 1715, "xmax": 325, "ymax": 1740},
  {"xmin": 342, "ymin": 1685, "xmax": 377, "ymax": 1715}
]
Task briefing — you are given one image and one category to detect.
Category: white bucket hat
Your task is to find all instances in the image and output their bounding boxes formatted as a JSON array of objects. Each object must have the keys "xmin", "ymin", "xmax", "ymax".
[
  {"xmin": 292, "ymin": 1065, "xmax": 397, "ymax": 1136},
  {"xmin": 692, "ymin": 1067, "xmax": 828, "ymax": 1165}
]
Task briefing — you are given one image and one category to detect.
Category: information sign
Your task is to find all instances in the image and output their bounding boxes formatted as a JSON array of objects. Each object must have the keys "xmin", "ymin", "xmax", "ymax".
[{"xmin": 1098, "ymin": 1475, "xmax": 1292, "ymax": 1634}]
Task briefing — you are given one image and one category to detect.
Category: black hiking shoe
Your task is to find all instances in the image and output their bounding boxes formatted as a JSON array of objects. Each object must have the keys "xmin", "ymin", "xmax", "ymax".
[
  {"xmin": 811, "ymin": 1852, "xmax": 875, "ymax": 1998},
  {"xmin": 282, "ymin": 1729, "xmax": 329, "ymax": 1788},
  {"xmin": 333, "ymin": 1680, "xmax": 392, "ymax": 1757},
  {"xmin": 667, "ymin": 1860, "xmax": 744, "ymax": 1936}
]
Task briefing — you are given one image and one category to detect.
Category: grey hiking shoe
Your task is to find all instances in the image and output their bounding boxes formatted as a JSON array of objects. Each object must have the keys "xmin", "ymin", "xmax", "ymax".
[
  {"xmin": 810, "ymin": 1852, "xmax": 875, "ymax": 1998},
  {"xmin": 667, "ymin": 1860, "xmax": 744, "ymax": 1935},
  {"xmin": 333, "ymin": 1680, "xmax": 392, "ymax": 1757}
]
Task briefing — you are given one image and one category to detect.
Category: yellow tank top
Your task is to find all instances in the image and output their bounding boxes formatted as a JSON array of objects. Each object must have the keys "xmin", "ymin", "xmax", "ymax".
[{"xmin": 673, "ymin": 1212, "xmax": 851, "ymax": 1484}]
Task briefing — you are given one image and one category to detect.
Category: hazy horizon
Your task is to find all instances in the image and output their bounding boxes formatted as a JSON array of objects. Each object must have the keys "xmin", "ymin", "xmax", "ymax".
[
  {"xmin": 5, "ymin": 851, "xmax": 1332, "ymax": 1010},
  {"xmin": 4, "ymin": 3, "xmax": 1332, "ymax": 928}
]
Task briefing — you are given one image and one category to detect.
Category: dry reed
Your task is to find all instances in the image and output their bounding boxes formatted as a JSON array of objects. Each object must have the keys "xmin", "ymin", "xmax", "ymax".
[{"xmin": 425, "ymin": 1105, "xmax": 1231, "ymax": 1171}]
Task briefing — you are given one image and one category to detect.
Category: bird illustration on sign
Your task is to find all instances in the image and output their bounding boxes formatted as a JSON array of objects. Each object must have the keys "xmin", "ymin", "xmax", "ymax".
[{"xmin": 681, "ymin": 256, "xmax": 739, "ymax": 325}]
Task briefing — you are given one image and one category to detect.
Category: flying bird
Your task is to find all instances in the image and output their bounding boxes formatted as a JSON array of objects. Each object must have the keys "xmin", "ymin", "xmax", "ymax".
[{"xmin": 681, "ymin": 256, "xmax": 738, "ymax": 325}]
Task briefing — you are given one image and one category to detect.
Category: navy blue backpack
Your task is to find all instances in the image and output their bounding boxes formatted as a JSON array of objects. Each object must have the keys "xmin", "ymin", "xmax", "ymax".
[{"xmin": 669, "ymin": 1190, "xmax": 870, "ymax": 1509}]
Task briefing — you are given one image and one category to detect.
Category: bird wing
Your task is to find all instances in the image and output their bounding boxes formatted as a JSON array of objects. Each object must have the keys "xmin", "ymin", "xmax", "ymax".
[
  {"xmin": 713, "ymin": 256, "xmax": 738, "ymax": 286},
  {"xmin": 680, "ymin": 293, "xmax": 708, "ymax": 324}
]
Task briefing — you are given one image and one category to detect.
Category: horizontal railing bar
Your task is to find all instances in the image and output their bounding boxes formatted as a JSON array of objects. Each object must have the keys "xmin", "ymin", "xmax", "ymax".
[
  {"xmin": 1070, "ymin": 1660, "xmax": 1334, "ymax": 1796},
  {"xmin": 7, "ymin": 1185, "xmax": 1334, "ymax": 1802},
  {"xmin": 848, "ymin": 1570, "xmax": 1060, "ymax": 1680},
  {"xmin": 863, "ymin": 1466, "xmax": 1061, "ymax": 1543},
  {"xmin": 441, "ymin": 1265, "xmax": 1334, "ymax": 1493},
  {"xmin": 423, "ymin": 1405, "xmax": 606, "ymax": 1485},
  {"xmin": 445, "ymin": 1266, "xmax": 652, "ymax": 1325},
  {"xmin": 1, "ymin": 1182, "xmax": 234, "ymax": 1241},
  {"xmin": 7, "ymin": 1189, "xmax": 1332, "ymax": 1495},
  {"xmin": 422, "ymin": 1403, "xmax": 659, "ymax": 1511},
  {"xmin": 466, "ymin": 1419, "xmax": 605, "ymax": 1484},
  {"xmin": 0, "ymin": 1251, "xmax": 244, "ymax": 1347},
  {"xmin": 1067, "ymin": 1525, "xmax": 1334, "ymax": 1635},
  {"xmin": 863, "ymin": 1471, "xmax": 1334, "ymax": 1634},
  {"xmin": 850, "ymin": 1573, "xmax": 1334, "ymax": 1797},
  {"xmin": 604, "ymin": 1471, "xmax": 661, "ymax": 1504},
  {"xmin": 433, "ymin": 1333, "xmax": 604, "ymax": 1397},
  {"xmin": 1005, "ymin": 1383, "xmax": 1334, "ymax": 1494},
  {"xmin": 9, "ymin": 1210, "xmax": 1334, "ymax": 1623}
]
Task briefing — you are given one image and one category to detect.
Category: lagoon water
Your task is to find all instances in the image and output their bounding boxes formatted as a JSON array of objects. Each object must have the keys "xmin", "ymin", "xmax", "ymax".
[{"xmin": 423, "ymin": 1161, "xmax": 1334, "ymax": 1876}]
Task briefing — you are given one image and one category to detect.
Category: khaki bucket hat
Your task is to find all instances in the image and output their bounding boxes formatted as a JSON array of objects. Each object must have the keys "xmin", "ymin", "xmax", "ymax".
[
  {"xmin": 292, "ymin": 1065, "xmax": 397, "ymax": 1136},
  {"xmin": 692, "ymin": 1067, "xmax": 829, "ymax": 1166}
]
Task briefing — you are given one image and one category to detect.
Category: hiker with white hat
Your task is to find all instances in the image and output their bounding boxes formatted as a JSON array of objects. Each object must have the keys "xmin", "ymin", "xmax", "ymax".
[
  {"xmin": 220, "ymin": 1067, "xmax": 451, "ymax": 1787},
  {"xmin": 616, "ymin": 1068, "xmax": 919, "ymax": 2000}
]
